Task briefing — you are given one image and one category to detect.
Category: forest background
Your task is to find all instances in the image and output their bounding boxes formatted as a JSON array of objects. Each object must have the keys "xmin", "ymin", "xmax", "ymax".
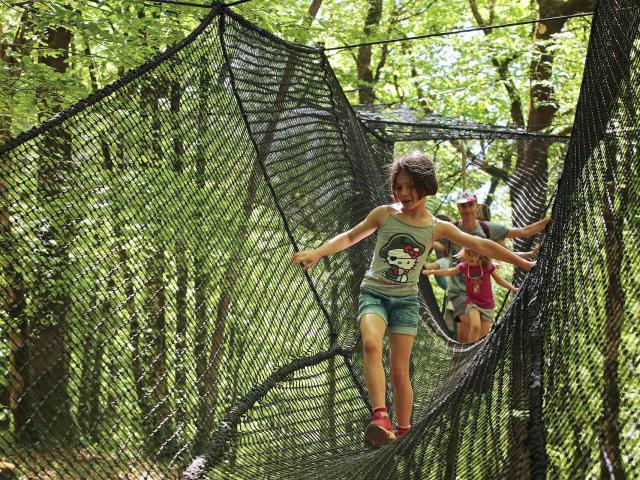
[
  {"xmin": 1, "ymin": 0, "xmax": 593, "ymax": 222},
  {"xmin": 0, "ymin": 0, "xmax": 604, "ymax": 478}
]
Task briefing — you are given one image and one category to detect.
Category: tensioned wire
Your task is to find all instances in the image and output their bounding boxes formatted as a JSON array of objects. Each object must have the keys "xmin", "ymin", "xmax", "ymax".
[
  {"xmin": 137, "ymin": 0, "xmax": 592, "ymax": 54},
  {"xmin": 324, "ymin": 12, "xmax": 594, "ymax": 51}
]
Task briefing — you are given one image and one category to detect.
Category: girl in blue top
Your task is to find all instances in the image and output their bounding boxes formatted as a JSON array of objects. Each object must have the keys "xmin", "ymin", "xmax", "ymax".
[{"xmin": 291, "ymin": 152, "xmax": 534, "ymax": 446}]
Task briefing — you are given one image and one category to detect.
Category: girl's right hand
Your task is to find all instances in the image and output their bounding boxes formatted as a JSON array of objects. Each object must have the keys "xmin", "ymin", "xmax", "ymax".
[
  {"xmin": 291, "ymin": 250, "xmax": 322, "ymax": 271},
  {"xmin": 421, "ymin": 269, "xmax": 435, "ymax": 276}
]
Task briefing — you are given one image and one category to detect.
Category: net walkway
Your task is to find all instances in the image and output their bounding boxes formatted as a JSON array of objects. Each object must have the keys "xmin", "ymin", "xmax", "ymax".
[
  {"xmin": 0, "ymin": 0, "xmax": 638, "ymax": 479},
  {"xmin": 352, "ymin": 104, "xmax": 571, "ymax": 142}
]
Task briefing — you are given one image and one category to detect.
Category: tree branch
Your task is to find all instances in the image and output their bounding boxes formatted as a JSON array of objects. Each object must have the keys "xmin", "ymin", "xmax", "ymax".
[
  {"xmin": 356, "ymin": 0, "xmax": 383, "ymax": 103},
  {"xmin": 306, "ymin": 0, "xmax": 324, "ymax": 26},
  {"xmin": 468, "ymin": 0, "xmax": 487, "ymax": 25},
  {"xmin": 492, "ymin": 56, "xmax": 526, "ymax": 127},
  {"xmin": 374, "ymin": 1, "xmax": 400, "ymax": 83},
  {"xmin": 451, "ymin": 140, "xmax": 510, "ymax": 182},
  {"xmin": 558, "ymin": 0, "xmax": 595, "ymax": 15},
  {"xmin": 397, "ymin": 0, "xmax": 438, "ymax": 22},
  {"xmin": 466, "ymin": 1, "xmax": 525, "ymax": 125}
]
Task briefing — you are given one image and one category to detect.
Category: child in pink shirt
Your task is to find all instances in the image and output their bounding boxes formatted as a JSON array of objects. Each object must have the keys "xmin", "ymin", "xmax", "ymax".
[{"xmin": 423, "ymin": 248, "xmax": 518, "ymax": 342}]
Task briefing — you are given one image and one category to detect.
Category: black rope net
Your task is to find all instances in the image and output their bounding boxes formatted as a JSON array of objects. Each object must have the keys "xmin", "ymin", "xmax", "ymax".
[
  {"xmin": 353, "ymin": 104, "xmax": 571, "ymax": 143},
  {"xmin": 0, "ymin": 1, "xmax": 637, "ymax": 479}
]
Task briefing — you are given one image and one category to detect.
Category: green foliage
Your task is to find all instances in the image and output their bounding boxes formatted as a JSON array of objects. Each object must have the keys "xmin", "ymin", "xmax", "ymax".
[
  {"xmin": 0, "ymin": 0, "xmax": 598, "ymax": 476},
  {"xmin": 0, "ymin": 1, "xmax": 202, "ymax": 138},
  {"xmin": 0, "ymin": 0, "xmax": 588, "ymax": 231}
]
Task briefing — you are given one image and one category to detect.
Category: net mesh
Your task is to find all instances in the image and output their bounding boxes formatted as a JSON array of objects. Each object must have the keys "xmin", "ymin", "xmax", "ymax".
[
  {"xmin": 352, "ymin": 104, "xmax": 571, "ymax": 143},
  {"xmin": 0, "ymin": 1, "xmax": 637, "ymax": 479}
]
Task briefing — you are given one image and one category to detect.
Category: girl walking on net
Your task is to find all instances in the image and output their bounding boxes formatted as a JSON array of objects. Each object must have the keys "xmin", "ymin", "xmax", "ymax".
[
  {"xmin": 291, "ymin": 152, "xmax": 534, "ymax": 446},
  {"xmin": 423, "ymin": 248, "xmax": 518, "ymax": 342}
]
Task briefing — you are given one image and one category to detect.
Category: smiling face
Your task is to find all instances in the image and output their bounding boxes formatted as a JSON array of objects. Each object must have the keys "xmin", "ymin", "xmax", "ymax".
[
  {"xmin": 457, "ymin": 199, "xmax": 477, "ymax": 221},
  {"xmin": 393, "ymin": 172, "xmax": 424, "ymax": 211},
  {"xmin": 388, "ymin": 152, "xmax": 438, "ymax": 202}
]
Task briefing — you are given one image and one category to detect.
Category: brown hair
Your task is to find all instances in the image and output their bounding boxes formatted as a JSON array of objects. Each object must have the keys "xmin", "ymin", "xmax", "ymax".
[{"xmin": 389, "ymin": 151, "xmax": 438, "ymax": 197}]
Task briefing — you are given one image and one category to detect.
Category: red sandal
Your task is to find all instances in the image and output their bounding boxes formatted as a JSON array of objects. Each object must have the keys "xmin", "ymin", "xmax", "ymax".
[{"xmin": 364, "ymin": 408, "xmax": 395, "ymax": 446}]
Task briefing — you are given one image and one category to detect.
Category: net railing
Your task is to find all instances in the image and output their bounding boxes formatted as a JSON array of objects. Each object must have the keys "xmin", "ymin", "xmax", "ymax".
[{"xmin": 0, "ymin": 0, "xmax": 637, "ymax": 479}]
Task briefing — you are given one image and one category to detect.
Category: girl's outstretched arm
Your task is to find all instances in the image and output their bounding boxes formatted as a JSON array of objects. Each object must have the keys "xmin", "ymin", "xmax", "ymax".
[
  {"xmin": 491, "ymin": 270, "xmax": 518, "ymax": 293},
  {"xmin": 422, "ymin": 266, "xmax": 458, "ymax": 277},
  {"xmin": 434, "ymin": 221, "xmax": 535, "ymax": 271},
  {"xmin": 505, "ymin": 217, "xmax": 550, "ymax": 239},
  {"xmin": 291, "ymin": 205, "xmax": 388, "ymax": 271}
]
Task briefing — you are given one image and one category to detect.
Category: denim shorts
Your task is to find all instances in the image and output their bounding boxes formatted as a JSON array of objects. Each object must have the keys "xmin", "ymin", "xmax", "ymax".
[{"xmin": 357, "ymin": 288, "xmax": 419, "ymax": 336}]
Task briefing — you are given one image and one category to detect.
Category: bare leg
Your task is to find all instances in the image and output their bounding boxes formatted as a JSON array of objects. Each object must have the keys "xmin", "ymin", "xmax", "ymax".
[
  {"xmin": 389, "ymin": 333, "xmax": 415, "ymax": 428},
  {"xmin": 467, "ymin": 309, "xmax": 481, "ymax": 343},
  {"xmin": 457, "ymin": 313, "xmax": 469, "ymax": 343},
  {"xmin": 359, "ymin": 314, "xmax": 387, "ymax": 409},
  {"xmin": 480, "ymin": 316, "xmax": 492, "ymax": 339}
]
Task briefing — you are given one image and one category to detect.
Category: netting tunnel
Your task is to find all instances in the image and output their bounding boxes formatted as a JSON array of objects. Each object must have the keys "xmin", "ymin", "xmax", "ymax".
[{"xmin": 0, "ymin": 0, "xmax": 638, "ymax": 479}]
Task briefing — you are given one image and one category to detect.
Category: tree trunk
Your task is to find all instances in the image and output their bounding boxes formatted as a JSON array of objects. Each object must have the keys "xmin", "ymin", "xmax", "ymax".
[
  {"xmin": 322, "ymin": 276, "xmax": 339, "ymax": 453},
  {"xmin": 307, "ymin": 0, "xmax": 324, "ymax": 20},
  {"xmin": 510, "ymin": 0, "xmax": 594, "ymax": 247},
  {"xmin": 84, "ymin": 40, "xmax": 99, "ymax": 92},
  {"xmin": 142, "ymin": 247, "xmax": 176, "ymax": 455},
  {"xmin": 114, "ymin": 223, "xmax": 146, "ymax": 426},
  {"xmin": 170, "ymin": 80, "xmax": 188, "ymax": 437},
  {"xmin": 174, "ymin": 247, "xmax": 189, "ymax": 432},
  {"xmin": 3, "ymin": 2, "xmax": 34, "ymax": 439},
  {"xmin": 356, "ymin": 0, "xmax": 383, "ymax": 104},
  {"xmin": 0, "ymin": 1, "xmax": 34, "ymax": 143},
  {"xmin": 22, "ymin": 127, "xmax": 75, "ymax": 443},
  {"xmin": 78, "ymin": 289, "xmax": 100, "ymax": 439},
  {"xmin": 194, "ymin": 161, "xmax": 262, "ymax": 446},
  {"xmin": 13, "ymin": 24, "xmax": 74, "ymax": 444},
  {"xmin": 171, "ymin": 82, "xmax": 185, "ymax": 172},
  {"xmin": 227, "ymin": 320, "xmax": 246, "ymax": 469},
  {"xmin": 599, "ymin": 140, "xmax": 628, "ymax": 479},
  {"xmin": 150, "ymin": 84, "xmax": 164, "ymax": 163},
  {"xmin": 7, "ymin": 271, "xmax": 27, "ymax": 435},
  {"xmin": 192, "ymin": 52, "xmax": 215, "ymax": 449},
  {"xmin": 193, "ymin": 261, "xmax": 212, "ymax": 450}
]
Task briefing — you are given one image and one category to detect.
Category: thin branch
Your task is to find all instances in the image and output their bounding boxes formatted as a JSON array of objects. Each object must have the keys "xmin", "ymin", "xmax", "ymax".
[{"xmin": 396, "ymin": 0, "xmax": 438, "ymax": 22}]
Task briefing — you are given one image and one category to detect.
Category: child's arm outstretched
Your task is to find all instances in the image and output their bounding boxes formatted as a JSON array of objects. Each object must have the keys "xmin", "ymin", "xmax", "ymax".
[
  {"xmin": 491, "ymin": 270, "xmax": 518, "ymax": 294},
  {"xmin": 421, "ymin": 266, "xmax": 458, "ymax": 277},
  {"xmin": 434, "ymin": 221, "xmax": 535, "ymax": 271},
  {"xmin": 291, "ymin": 205, "xmax": 387, "ymax": 271},
  {"xmin": 515, "ymin": 243, "xmax": 540, "ymax": 260},
  {"xmin": 423, "ymin": 261, "xmax": 440, "ymax": 271}
]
